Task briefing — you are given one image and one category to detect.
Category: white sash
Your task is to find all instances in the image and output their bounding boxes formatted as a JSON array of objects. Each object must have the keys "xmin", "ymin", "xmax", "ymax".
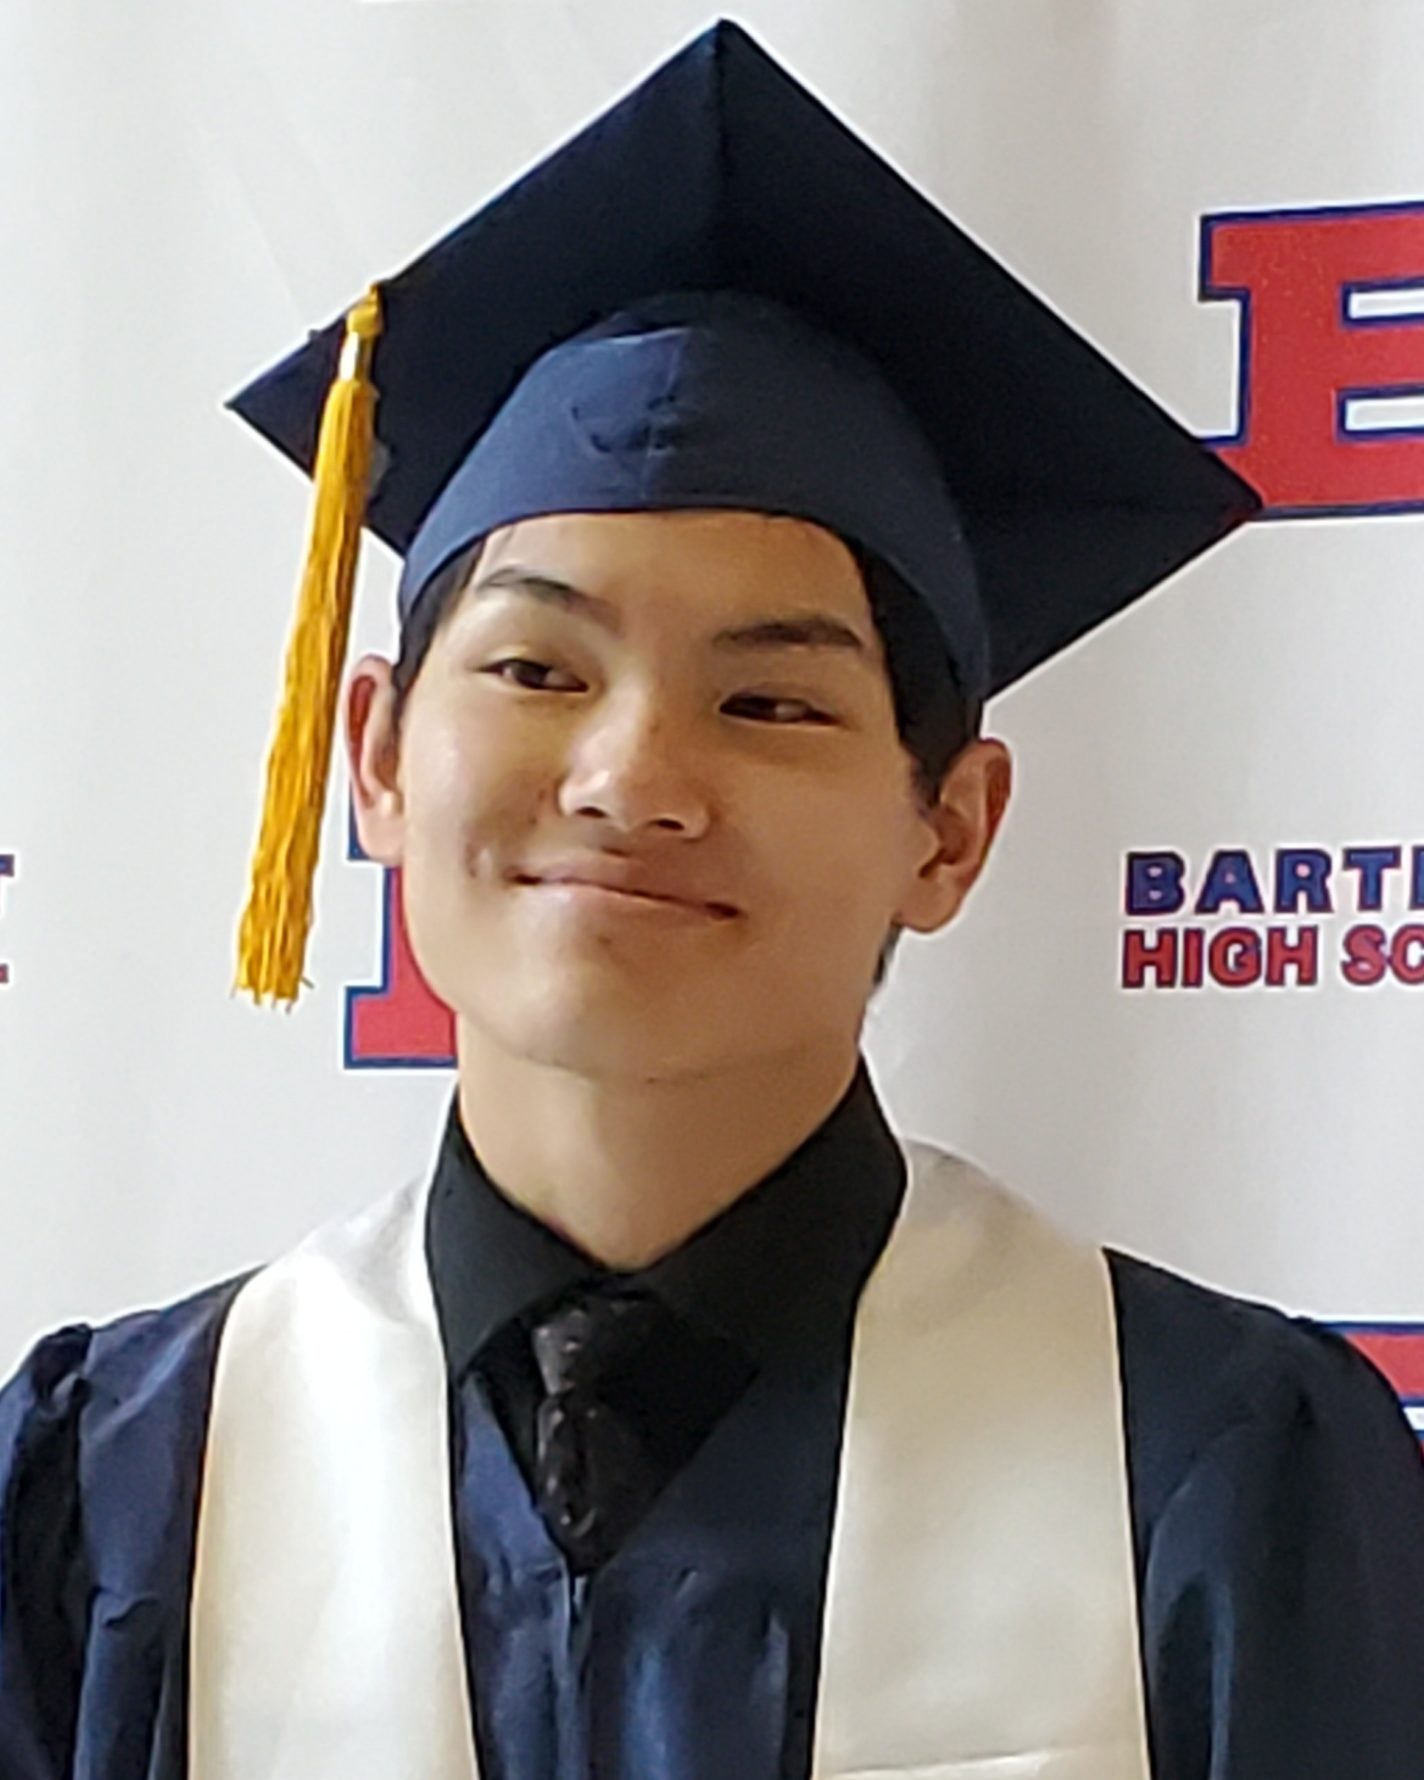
[{"xmin": 189, "ymin": 1139, "xmax": 1152, "ymax": 1779}]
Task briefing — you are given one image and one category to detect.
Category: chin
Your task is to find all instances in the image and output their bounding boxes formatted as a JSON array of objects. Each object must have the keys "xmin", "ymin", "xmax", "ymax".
[{"xmin": 452, "ymin": 973, "xmax": 761, "ymax": 1083}]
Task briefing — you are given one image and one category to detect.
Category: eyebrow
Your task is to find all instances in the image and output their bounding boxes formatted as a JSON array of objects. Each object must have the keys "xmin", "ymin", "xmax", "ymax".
[{"xmin": 469, "ymin": 565, "xmax": 874, "ymax": 663}]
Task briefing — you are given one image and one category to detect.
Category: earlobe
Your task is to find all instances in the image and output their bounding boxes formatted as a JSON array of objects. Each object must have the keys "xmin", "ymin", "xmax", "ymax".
[{"xmin": 345, "ymin": 655, "xmax": 406, "ymax": 867}]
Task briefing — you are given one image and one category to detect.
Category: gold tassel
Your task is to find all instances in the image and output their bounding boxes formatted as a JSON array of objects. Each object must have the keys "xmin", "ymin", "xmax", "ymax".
[{"xmin": 233, "ymin": 285, "xmax": 384, "ymax": 1008}]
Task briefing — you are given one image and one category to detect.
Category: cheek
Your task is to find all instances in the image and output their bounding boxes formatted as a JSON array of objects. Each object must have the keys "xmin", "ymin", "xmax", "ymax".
[
  {"xmin": 755, "ymin": 773, "xmax": 915, "ymax": 928},
  {"xmin": 401, "ymin": 720, "xmax": 545, "ymax": 882}
]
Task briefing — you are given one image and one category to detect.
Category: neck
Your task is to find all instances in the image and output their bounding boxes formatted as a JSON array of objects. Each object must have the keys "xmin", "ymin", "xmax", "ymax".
[{"xmin": 454, "ymin": 1026, "xmax": 862, "ymax": 1269}]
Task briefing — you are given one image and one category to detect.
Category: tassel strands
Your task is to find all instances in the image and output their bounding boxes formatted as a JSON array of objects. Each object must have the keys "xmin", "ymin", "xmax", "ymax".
[{"xmin": 233, "ymin": 285, "xmax": 384, "ymax": 1007}]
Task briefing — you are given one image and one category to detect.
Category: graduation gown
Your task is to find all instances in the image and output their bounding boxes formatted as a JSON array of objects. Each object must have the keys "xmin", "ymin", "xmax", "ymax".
[{"xmin": 3, "ymin": 1127, "xmax": 1423, "ymax": 1779}]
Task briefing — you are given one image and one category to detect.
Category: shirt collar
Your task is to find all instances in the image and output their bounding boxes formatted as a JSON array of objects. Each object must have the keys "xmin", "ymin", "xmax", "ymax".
[{"xmin": 425, "ymin": 1055, "xmax": 907, "ymax": 1381}]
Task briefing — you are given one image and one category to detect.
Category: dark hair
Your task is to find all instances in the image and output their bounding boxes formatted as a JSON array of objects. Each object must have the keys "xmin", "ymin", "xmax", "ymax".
[{"xmin": 389, "ymin": 532, "xmax": 982, "ymax": 991}]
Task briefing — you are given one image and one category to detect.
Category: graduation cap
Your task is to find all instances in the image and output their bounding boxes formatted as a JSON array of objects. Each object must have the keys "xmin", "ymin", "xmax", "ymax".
[{"xmin": 228, "ymin": 18, "xmax": 1260, "ymax": 1008}]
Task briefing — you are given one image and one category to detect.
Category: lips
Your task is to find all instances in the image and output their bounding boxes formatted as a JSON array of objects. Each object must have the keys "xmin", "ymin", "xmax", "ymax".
[{"xmin": 511, "ymin": 869, "xmax": 739, "ymax": 919}]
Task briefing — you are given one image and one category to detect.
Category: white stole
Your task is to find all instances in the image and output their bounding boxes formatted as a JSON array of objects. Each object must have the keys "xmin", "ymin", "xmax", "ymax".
[{"xmin": 188, "ymin": 1139, "xmax": 1152, "ymax": 1779}]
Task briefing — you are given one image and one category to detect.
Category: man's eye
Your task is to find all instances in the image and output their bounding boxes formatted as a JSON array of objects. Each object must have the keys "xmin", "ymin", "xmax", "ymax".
[
  {"xmin": 482, "ymin": 658, "xmax": 582, "ymax": 691},
  {"xmin": 724, "ymin": 695, "xmax": 835, "ymax": 726}
]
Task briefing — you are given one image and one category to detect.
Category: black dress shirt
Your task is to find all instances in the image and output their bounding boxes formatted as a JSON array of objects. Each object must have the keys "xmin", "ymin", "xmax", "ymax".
[{"xmin": 423, "ymin": 1054, "xmax": 908, "ymax": 1543}]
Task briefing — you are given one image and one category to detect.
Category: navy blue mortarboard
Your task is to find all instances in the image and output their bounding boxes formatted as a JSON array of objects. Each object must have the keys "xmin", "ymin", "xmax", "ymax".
[{"xmin": 228, "ymin": 18, "xmax": 1260, "ymax": 1007}]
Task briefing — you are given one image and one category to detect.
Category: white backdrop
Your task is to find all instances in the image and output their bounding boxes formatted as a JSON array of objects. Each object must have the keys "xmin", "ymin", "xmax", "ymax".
[{"xmin": 3, "ymin": 1, "xmax": 1422, "ymax": 1417}]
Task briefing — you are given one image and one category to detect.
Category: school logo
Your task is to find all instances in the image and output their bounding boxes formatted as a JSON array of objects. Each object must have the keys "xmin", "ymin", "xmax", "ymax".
[
  {"xmin": 0, "ymin": 853, "xmax": 14, "ymax": 988},
  {"xmin": 1201, "ymin": 199, "xmax": 1424, "ymax": 516},
  {"xmin": 1121, "ymin": 844, "xmax": 1424, "ymax": 991}
]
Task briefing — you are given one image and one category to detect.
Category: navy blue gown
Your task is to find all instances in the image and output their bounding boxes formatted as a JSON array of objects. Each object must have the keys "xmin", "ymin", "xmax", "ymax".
[{"xmin": 4, "ymin": 1074, "xmax": 1423, "ymax": 1779}]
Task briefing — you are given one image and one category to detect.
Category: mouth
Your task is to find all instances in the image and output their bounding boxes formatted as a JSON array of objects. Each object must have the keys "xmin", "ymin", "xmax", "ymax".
[{"xmin": 511, "ymin": 874, "xmax": 740, "ymax": 921}]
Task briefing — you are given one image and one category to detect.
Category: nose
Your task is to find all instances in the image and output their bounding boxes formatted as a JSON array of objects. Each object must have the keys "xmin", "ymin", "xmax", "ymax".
[{"xmin": 556, "ymin": 689, "xmax": 712, "ymax": 839}]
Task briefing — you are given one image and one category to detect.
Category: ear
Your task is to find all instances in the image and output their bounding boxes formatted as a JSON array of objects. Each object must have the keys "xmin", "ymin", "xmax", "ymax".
[
  {"xmin": 895, "ymin": 737, "xmax": 1013, "ymax": 936},
  {"xmin": 345, "ymin": 654, "xmax": 406, "ymax": 868}
]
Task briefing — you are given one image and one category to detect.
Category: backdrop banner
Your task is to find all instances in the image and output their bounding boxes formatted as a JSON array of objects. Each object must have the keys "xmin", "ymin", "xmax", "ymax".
[{"xmin": 3, "ymin": 2, "xmax": 1421, "ymax": 1454}]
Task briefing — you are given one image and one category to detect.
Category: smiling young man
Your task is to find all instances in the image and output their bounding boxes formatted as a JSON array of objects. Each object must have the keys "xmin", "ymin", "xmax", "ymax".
[
  {"xmin": 355, "ymin": 509, "xmax": 1008, "ymax": 1271},
  {"xmin": 4, "ymin": 22, "xmax": 1424, "ymax": 1780}
]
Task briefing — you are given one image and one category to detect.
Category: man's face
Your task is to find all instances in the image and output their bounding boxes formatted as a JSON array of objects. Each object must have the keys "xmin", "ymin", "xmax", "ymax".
[{"xmin": 349, "ymin": 510, "xmax": 1009, "ymax": 1083}]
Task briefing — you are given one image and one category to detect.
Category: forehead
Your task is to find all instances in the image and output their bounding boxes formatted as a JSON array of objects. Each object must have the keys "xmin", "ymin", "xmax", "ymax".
[{"xmin": 470, "ymin": 510, "xmax": 873, "ymax": 628}]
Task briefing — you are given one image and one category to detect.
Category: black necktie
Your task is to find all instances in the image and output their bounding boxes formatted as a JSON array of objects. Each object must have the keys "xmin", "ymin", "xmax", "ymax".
[{"xmin": 528, "ymin": 1285, "xmax": 668, "ymax": 1571}]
